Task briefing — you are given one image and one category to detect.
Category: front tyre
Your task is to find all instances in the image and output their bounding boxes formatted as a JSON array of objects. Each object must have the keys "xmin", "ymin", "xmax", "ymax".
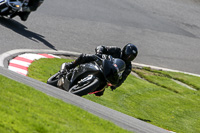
[
  {"xmin": 47, "ymin": 72, "xmax": 60, "ymax": 87},
  {"xmin": 69, "ymin": 77, "xmax": 100, "ymax": 96}
]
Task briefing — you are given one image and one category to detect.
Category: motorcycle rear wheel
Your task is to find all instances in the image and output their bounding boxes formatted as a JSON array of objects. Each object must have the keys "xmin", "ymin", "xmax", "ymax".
[{"xmin": 69, "ymin": 77, "xmax": 100, "ymax": 96}]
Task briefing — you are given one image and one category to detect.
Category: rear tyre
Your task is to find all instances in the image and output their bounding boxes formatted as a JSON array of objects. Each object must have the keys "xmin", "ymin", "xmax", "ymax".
[
  {"xmin": 69, "ymin": 77, "xmax": 100, "ymax": 96},
  {"xmin": 47, "ymin": 72, "xmax": 60, "ymax": 87}
]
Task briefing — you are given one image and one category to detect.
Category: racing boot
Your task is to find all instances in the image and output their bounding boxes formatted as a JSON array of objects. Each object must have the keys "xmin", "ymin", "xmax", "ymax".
[
  {"xmin": 60, "ymin": 62, "xmax": 77, "ymax": 73},
  {"xmin": 65, "ymin": 62, "xmax": 77, "ymax": 70}
]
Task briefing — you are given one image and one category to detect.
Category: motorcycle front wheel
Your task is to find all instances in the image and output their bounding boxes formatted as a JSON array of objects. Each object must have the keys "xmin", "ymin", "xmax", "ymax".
[
  {"xmin": 69, "ymin": 77, "xmax": 100, "ymax": 96},
  {"xmin": 47, "ymin": 72, "xmax": 60, "ymax": 87}
]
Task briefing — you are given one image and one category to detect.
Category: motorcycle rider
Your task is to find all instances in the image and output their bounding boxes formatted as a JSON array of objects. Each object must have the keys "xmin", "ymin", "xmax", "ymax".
[
  {"xmin": 12, "ymin": 0, "xmax": 44, "ymax": 21},
  {"xmin": 62, "ymin": 43, "xmax": 138, "ymax": 96}
]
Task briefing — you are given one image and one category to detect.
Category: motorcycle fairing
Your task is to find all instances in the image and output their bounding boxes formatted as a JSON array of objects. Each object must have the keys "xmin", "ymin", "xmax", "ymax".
[
  {"xmin": 64, "ymin": 62, "xmax": 101, "ymax": 90},
  {"xmin": 71, "ymin": 62, "xmax": 100, "ymax": 81}
]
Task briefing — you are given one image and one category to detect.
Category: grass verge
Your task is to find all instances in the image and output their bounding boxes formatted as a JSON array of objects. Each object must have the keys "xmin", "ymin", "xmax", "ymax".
[
  {"xmin": 0, "ymin": 74, "xmax": 131, "ymax": 133},
  {"xmin": 27, "ymin": 58, "xmax": 200, "ymax": 133}
]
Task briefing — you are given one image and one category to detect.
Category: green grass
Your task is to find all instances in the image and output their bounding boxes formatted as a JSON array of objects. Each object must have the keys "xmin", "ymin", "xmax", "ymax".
[
  {"xmin": 140, "ymin": 67, "xmax": 200, "ymax": 90},
  {"xmin": 132, "ymin": 68, "xmax": 193, "ymax": 93},
  {"xmin": 27, "ymin": 58, "xmax": 73, "ymax": 83},
  {"xmin": 0, "ymin": 75, "xmax": 131, "ymax": 133},
  {"xmin": 27, "ymin": 58, "xmax": 200, "ymax": 133}
]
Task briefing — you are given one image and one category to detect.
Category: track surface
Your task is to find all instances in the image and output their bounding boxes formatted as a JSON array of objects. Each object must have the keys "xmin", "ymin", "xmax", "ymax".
[
  {"xmin": 1, "ymin": 0, "xmax": 200, "ymax": 132},
  {"xmin": 1, "ymin": 0, "xmax": 200, "ymax": 74}
]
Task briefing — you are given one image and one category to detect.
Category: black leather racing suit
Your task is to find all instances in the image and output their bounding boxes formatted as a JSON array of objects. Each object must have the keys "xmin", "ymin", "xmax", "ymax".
[
  {"xmin": 70, "ymin": 46, "xmax": 132, "ymax": 96},
  {"xmin": 95, "ymin": 46, "xmax": 132, "ymax": 89}
]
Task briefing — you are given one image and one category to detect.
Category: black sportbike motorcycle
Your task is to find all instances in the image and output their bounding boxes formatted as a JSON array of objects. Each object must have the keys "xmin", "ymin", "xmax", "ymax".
[
  {"xmin": 0, "ymin": 0, "xmax": 28, "ymax": 18},
  {"xmin": 47, "ymin": 55, "xmax": 126, "ymax": 96}
]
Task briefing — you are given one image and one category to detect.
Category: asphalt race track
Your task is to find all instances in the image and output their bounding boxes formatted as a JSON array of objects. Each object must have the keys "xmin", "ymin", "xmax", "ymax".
[
  {"xmin": 1, "ymin": 0, "xmax": 200, "ymax": 74},
  {"xmin": 1, "ymin": 0, "xmax": 200, "ymax": 132}
]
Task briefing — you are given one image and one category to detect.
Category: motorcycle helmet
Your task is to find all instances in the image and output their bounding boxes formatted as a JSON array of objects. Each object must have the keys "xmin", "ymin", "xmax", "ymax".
[{"xmin": 121, "ymin": 43, "xmax": 138, "ymax": 62}]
